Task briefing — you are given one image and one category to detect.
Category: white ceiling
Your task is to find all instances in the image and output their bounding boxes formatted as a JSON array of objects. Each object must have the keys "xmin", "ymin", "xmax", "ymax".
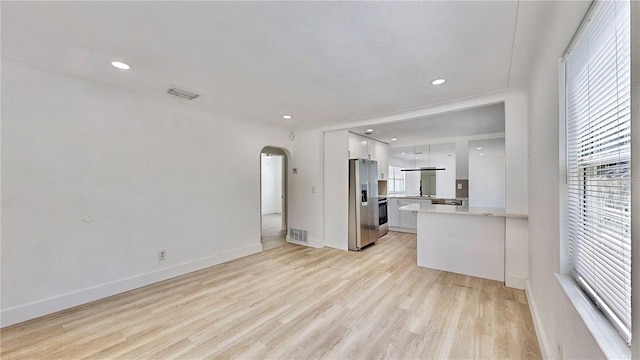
[
  {"xmin": 1, "ymin": 1, "xmax": 523, "ymax": 129},
  {"xmin": 350, "ymin": 103, "xmax": 505, "ymax": 146}
]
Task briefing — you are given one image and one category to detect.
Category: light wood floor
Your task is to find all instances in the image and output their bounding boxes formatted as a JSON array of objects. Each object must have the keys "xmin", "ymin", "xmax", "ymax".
[
  {"xmin": 1, "ymin": 232, "xmax": 541, "ymax": 359},
  {"xmin": 261, "ymin": 213, "xmax": 286, "ymax": 251}
]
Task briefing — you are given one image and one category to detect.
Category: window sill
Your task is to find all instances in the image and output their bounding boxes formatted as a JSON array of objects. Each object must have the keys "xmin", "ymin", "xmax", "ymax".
[{"xmin": 555, "ymin": 274, "xmax": 630, "ymax": 359}]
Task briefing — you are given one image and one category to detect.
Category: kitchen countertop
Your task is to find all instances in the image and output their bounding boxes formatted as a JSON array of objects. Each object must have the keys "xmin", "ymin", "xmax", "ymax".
[
  {"xmin": 399, "ymin": 202, "xmax": 528, "ymax": 219},
  {"xmin": 387, "ymin": 195, "xmax": 469, "ymax": 201}
]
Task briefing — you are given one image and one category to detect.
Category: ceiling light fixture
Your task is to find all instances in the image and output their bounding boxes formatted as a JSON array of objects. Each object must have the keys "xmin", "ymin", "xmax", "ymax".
[
  {"xmin": 167, "ymin": 87, "xmax": 200, "ymax": 100},
  {"xmin": 480, "ymin": 153, "xmax": 485, "ymax": 156},
  {"xmin": 431, "ymin": 78, "xmax": 446, "ymax": 85},
  {"xmin": 401, "ymin": 152, "xmax": 406, "ymax": 155},
  {"xmin": 282, "ymin": 115, "xmax": 292, "ymax": 119},
  {"xmin": 477, "ymin": 147, "xmax": 483, "ymax": 150},
  {"xmin": 111, "ymin": 61, "xmax": 130, "ymax": 70},
  {"xmin": 366, "ymin": 129, "xmax": 374, "ymax": 133},
  {"xmin": 391, "ymin": 138, "xmax": 397, "ymax": 141}
]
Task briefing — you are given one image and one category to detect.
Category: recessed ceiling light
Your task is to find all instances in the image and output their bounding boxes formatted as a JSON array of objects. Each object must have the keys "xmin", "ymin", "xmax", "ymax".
[
  {"xmin": 391, "ymin": 138, "xmax": 397, "ymax": 141},
  {"xmin": 477, "ymin": 147, "xmax": 482, "ymax": 150},
  {"xmin": 111, "ymin": 61, "xmax": 130, "ymax": 70},
  {"xmin": 480, "ymin": 153, "xmax": 485, "ymax": 156},
  {"xmin": 366, "ymin": 129, "xmax": 374, "ymax": 133},
  {"xmin": 401, "ymin": 152, "xmax": 406, "ymax": 155},
  {"xmin": 282, "ymin": 115, "xmax": 292, "ymax": 119},
  {"xmin": 431, "ymin": 78, "xmax": 446, "ymax": 85}
]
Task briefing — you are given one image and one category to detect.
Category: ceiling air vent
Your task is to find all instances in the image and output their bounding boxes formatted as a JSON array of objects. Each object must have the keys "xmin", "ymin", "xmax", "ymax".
[{"xmin": 167, "ymin": 87, "xmax": 200, "ymax": 100}]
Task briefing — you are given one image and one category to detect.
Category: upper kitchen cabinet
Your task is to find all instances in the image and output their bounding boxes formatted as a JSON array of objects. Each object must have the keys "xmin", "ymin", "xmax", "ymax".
[
  {"xmin": 391, "ymin": 143, "xmax": 456, "ymax": 198},
  {"xmin": 373, "ymin": 141, "xmax": 389, "ymax": 180},
  {"xmin": 348, "ymin": 132, "xmax": 369, "ymax": 160},
  {"xmin": 347, "ymin": 132, "xmax": 389, "ymax": 180}
]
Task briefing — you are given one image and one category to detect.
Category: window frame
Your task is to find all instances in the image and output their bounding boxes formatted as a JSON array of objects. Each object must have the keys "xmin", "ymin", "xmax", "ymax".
[
  {"xmin": 388, "ymin": 165, "xmax": 406, "ymax": 194},
  {"xmin": 560, "ymin": 0, "xmax": 632, "ymax": 347}
]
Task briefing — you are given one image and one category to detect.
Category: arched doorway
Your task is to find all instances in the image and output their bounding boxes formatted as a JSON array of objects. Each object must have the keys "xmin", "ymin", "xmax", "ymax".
[{"xmin": 260, "ymin": 146, "xmax": 288, "ymax": 250}]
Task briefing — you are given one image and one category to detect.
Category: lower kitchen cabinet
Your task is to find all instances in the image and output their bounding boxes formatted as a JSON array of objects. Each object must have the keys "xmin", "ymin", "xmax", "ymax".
[
  {"xmin": 388, "ymin": 198, "xmax": 400, "ymax": 227},
  {"xmin": 399, "ymin": 199, "xmax": 418, "ymax": 229},
  {"xmin": 388, "ymin": 198, "xmax": 431, "ymax": 232}
]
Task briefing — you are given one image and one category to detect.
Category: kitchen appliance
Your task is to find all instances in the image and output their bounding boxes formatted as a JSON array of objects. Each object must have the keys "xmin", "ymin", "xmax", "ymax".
[
  {"xmin": 348, "ymin": 159, "xmax": 379, "ymax": 250},
  {"xmin": 378, "ymin": 197, "xmax": 388, "ymax": 237}
]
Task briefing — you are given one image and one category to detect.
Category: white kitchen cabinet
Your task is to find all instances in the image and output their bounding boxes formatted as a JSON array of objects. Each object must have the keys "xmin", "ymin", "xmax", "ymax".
[
  {"xmin": 395, "ymin": 199, "xmax": 432, "ymax": 230},
  {"xmin": 399, "ymin": 199, "xmax": 418, "ymax": 229},
  {"xmin": 388, "ymin": 198, "xmax": 401, "ymax": 227},
  {"xmin": 373, "ymin": 141, "xmax": 389, "ymax": 180},
  {"xmin": 348, "ymin": 132, "xmax": 389, "ymax": 180},
  {"xmin": 348, "ymin": 133, "xmax": 369, "ymax": 159},
  {"xmin": 367, "ymin": 140, "xmax": 374, "ymax": 161},
  {"xmin": 389, "ymin": 198, "xmax": 435, "ymax": 232}
]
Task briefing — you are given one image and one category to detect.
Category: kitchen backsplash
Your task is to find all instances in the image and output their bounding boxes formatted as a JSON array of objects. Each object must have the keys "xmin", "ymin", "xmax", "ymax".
[{"xmin": 456, "ymin": 179, "xmax": 469, "ymax": 198}]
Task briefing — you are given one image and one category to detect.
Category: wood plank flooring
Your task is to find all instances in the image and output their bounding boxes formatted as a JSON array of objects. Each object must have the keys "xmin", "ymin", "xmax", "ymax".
[
  {"xmin": 1, "ymin": 231, "xmax": 541, "ymax": 359},
  {"xmin": 261, "ymin": 213, "xmax": 286, "ymax": 251}
]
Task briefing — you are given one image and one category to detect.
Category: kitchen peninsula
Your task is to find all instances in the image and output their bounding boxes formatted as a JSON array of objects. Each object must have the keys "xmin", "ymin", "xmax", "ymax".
[
  {"xmin": 399, "ymin": 202, "xmax": 527, "ymax": 282},
  {"xmin": 387, "ymin": 196, "xmax": 468, "ymax": 232}
]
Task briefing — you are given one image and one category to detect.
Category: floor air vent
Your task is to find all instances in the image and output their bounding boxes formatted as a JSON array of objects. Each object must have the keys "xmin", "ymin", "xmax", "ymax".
[{"xmin": 289, "ymin": 228, "xmax": 308, "ymax": 243}]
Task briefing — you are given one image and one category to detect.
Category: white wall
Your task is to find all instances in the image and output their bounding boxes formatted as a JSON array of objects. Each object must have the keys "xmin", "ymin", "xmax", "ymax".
[
  {"xmin": 524, "ymin": 1, "xmax": 607, "ymax": 359},
  {"xmin": 455, "ymin": 139, "xmax": 469, "ymax": 179},
  {"xmin": 287, "ymin": 128, "xmax": 324, "ymax": 248},
  {"xmin": 1, "ymin": 59, "xmax": 292, "ymax": 326},
  {"xmin": 261, "ymin": 155, "xmax": 282, "ymax": 215},
  {"xmin": 322, "ymin": 130, "xmax": 349, "ymax": 250}
]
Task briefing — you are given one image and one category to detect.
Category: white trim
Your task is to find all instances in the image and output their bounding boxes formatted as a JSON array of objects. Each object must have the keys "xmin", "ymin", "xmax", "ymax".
[
  {"xmin": 505, "ymin": 274, "xmax": 526, "ymax": 290},
  {"xmin": 388, "ymin": 226, "xmax": 416, "ymax": 234},
  {"xmin": 261, "ymin": 210, "xmax": 281, "ymax": 215},
  {"xmin": 555, "ymin": 274, "xmax": 630, "ymax": 359},
  {"xmin": 629, "ymin": 1, "xmax": 639, "ymax": 357},
  {"xmin": 286, "ymin": 235, "xmax": 324, "ymax": 249},
  {"xmin": 315, "ymin": 91, "xmax": 508, "ymax": 133},
  {"xmin": 525, "ymin": 279, "xmax": 550, "ymax": 360},
  {"xmin": 0, "ymin": 244, "xmax": 262, "ymax": 328}
]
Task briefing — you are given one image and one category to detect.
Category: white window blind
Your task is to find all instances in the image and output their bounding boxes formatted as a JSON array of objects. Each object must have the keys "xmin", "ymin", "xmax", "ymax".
[{"xmin": 565, "ymin": 0, "xmax": 631, "ymax": 343}]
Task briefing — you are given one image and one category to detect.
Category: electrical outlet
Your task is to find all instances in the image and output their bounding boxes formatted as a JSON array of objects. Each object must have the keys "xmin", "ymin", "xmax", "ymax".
[
  {"xmin": 457, "ymin": 183, "xmax": 463, "ymax": 190},
  {"xmin": 159, "ymin": 250, "xmax": 166, "ymax": 261}
]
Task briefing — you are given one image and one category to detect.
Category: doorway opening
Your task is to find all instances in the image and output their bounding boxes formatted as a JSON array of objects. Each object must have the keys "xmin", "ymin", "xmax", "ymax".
[{"xmin": 260, "ymin": 146, "xmax": 288, "ymax": 250}]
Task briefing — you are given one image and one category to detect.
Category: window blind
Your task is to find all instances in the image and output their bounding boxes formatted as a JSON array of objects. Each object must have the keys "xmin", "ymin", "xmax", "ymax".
[{"xmin": 565, "ymin": 0, "xmax": 631, "ymax": 343}]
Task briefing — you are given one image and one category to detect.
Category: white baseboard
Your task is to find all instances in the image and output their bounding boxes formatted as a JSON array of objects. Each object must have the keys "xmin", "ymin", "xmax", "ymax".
[
  {"xmin": 388, "ymin": 226, "xmax": 417, "ymax": 234},
  {"xmin": 1, "ymin": 244, "xmax": 262, "ymax": 328},
  {"xmin": 525, "ymin": 279, "xmax": 550, "ymax": 360},
  {"xmin": 261, "ymin": 210, "xmax": 282, "ymax": 215},
  {"xmin": 505, "ymin": 274, "xmax": 527, "ymax": 290},
  {"xmin": 286, "ymin": 235, "xmax": 323, "ymax": 249}
]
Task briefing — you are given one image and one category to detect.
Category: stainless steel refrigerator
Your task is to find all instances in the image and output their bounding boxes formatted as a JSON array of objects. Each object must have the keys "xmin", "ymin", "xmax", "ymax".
[{"xmin": 348, "ymin": 159, "xmax": 379, "ymax": 251}]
